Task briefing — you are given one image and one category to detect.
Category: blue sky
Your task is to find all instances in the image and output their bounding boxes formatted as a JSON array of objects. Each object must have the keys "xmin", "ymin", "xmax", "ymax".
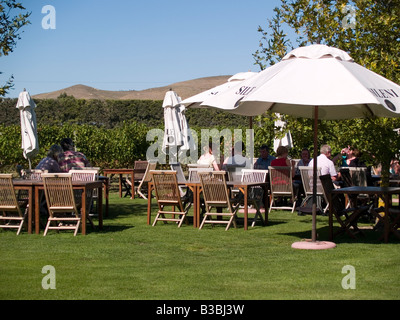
[{"xmin": 2, "ymin": 0, "xmax": 285, "ymax": 98}]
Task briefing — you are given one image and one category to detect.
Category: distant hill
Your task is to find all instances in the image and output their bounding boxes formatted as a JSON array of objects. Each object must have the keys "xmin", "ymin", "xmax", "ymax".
[{"xmin": 32, "ymin": 75, "xmax": 232, "ymax": 100}]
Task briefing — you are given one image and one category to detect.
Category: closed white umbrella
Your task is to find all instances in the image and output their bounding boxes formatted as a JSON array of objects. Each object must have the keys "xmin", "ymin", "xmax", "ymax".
[
  {"xmin": 162, "ymin": 90, "xmax": 196, "ymax": 162},
  {"xmin": 200, "ymin": 44, "xmax": 400, "ymax": 249},
  {"xmin": 273, "ymin": 113, "xmax": 293, "ymax": 152},
  {"xmin": 16, "ymin": 90, "xmax": 39, "ymax": 170}
]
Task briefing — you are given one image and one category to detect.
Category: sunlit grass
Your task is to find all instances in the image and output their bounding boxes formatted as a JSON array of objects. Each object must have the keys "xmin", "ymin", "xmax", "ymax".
[{"xmin": 0, "ymin": 193, "xmax": 399, "ymax": 300}]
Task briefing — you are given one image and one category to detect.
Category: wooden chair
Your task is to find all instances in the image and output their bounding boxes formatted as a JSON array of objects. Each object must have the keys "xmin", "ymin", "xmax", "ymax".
[
  {"xmin": 70, "ymin": 169, "xmax": 98, "ymax": 221},
  {"xmin": 268, "ymin": 166, "xmax": 297, "ymax": 213},
  {"xmin": 386, "ymin": 208, "xmax": 400, "ymax": 241},
  {"xmin": 136, "ymin": 161, "xmax": 157, "ymax": 199},
  {"xmin": 0, "ymin": 174, "xmax": 28, "ymax": 235},
  {"xmin": 225, "ymin": 164, "xmax": 245, "ymax": 182},
  {"xmin": 150, "ymin": 170, "xmax": 191, "ymax": 227},
  {"xmin": 349, "ymin": 167, "xmax": 368, "ymax": 187},
  {"xmin": 188, "ymin": 167, "xmax": 213, "ymax": 183},
  {"xmin": 198, "ymin": 171, "xmax": 240, "ymax": 231},
  {"xmin": 170, "ymin": 162, "xmax": 187, "ymax": 197},
  {"xmin": 238, "ymin": 169, "xmax": 268, "ymax": 227},
  {"xmin": 132, "ymin": 160, "xmax": 149, "ymax": 197},
  {"xmin": 319, "ymin": 174, "xmax": 370, "ymax": 239},
  {"xmin": 42, "ymin": 173, "xmax": 81, "ymax": 236},
  {"xmin": 344, "ymin": 167, "xmax": 374, "ymax": 208},
  {"xmin": 298, "ymin": 166, "xmax": 328, "ymax": 214}
]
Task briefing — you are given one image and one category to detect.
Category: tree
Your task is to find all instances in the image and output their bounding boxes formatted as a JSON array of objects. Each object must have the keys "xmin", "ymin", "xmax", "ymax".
[
  {"xmin": 254, "ymin": 0, "xmax": 400, "ymax": 185},
  {"xmin": 0, "ymin": 0, "xmax": 31, "ymax": 96}
]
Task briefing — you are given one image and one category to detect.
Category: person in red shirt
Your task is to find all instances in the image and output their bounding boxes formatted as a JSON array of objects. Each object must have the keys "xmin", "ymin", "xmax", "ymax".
[{"xmin": 271, "ymin": 146, "xmax": 296, "ymax": 177}]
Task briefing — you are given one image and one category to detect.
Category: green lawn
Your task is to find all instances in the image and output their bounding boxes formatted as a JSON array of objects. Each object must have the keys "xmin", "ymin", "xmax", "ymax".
[{"xmin": 0, "ymin": 192, "xmax": 399, "ymax": 300}]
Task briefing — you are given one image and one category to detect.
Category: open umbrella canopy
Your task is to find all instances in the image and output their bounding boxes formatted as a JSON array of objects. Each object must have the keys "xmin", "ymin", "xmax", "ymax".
[
  {"xmin": 181, "ymin": 71, "xmax": 257, "ymax": 108},
  {"xmin": 200, "ymin": 44, "xmax": 400, "ymax": 119},
  {"xmin": 16, "ymin": 90, "xmax": 39, "ymax": 169}
]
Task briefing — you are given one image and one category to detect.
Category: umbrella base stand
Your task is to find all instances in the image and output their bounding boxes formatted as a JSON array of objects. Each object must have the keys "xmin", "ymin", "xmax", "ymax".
[{"xmin": 291, "ymin": 239, "xmax": 336, "ymax": 250}]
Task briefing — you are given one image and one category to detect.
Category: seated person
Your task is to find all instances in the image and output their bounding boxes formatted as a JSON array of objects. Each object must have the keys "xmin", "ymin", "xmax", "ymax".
[
  {"xmin": 197, "ymin": 142, "xmax": 219, "ymax": 170},
  {"xmin": 271, "ymin": 146, "xmax": 296, "ymax": 177},
  {"xmin": 58, "ymin": 138, "xmax": 91, "ymax": 172},
  {"xmin": 36, "ymin": 144, "xmax": 63, "ymax": 173},
  {"xmin": 254, "ymin": 144, "xmax": 275, "ymax": 169},
  {"xmin": 295, "ymin": 148, "xmax": 311, "ymax": 176},
  {"xmin": 222, "ymin": 141, "xmax": 252, "ymax": 170},
  {"xmin": 333, "ymin": 146, "xmax": 366, "ymax": 167},
  {"xmin": 309, "ymin": 144, "xmax": 339, "ymax": 181}
]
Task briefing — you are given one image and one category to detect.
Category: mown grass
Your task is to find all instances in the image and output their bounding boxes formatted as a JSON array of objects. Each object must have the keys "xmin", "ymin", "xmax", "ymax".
[{"xmin": 0, "ymin": 192, "xmax": 399, "ymax": 300}]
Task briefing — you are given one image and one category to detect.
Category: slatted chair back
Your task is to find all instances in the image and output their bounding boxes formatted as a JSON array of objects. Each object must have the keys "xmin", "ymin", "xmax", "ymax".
[
  {"xmin": 299, "ymin": 166, "xmax": 324, "ymax": 197},
  {"xmin": 150, "ymin": 170, "xmax": 190, "ymax": 227},
  {"xmin": 134, "ymin": 160, "xmax": 149, "ymax": 182},
  {"xmin": 42, "ymin": 173, "xmax": 81, "ymax": 236},
  {"xmin": 241, "ymin": 169, "xmax": 268, "ymax": 183},
  {"xmin": 319, "ymin": 174, "xmax": 345, "ymax": 214},
  {"xmin": 137, "ymin": 161, "xmax": 157, "ymax": 199},
  {"xmin": 268, "ymin": 166, "xmax": 296, "ymax": 213},
  {"xmin": 28, "ymin": 169, "xmax": 46, "ymax": 180},
  {"xmin": 170, "ymin": 163, "xmax": 187, "ymax": 182},
  {"xmin": 225, "ymin": 164, "xmax": 245, "ymax": 182},
  {"xmin": 239, "ymin": 169, "xmax": 268, "ymax": 227},
  {"xmin": 0, "ymin": 174, "xmax": 26, "ymax": 235},
  {"xmin": 349, "ymin": 167, "xmax": 368, "ymax": 187},
  {"xmin": 339, "ymin": 168, "xmax": 353, "ymax": 187},
  {"xmin": 298, "ymin": 166, "xmax": 328, "ymax": 214},
  {"xmin": 188, "ymin": 167, "xmax": 213, "ymax": 183},
  {"xmin": 198, "ymin": 171, "xmax": 238, "ymax": 230},
  {"xmin": 70, "ymin": 169, "xmax": 98, "ymax": 181},
  {"xmin": 70, "ymin": 169, "xmax": 98, "ymax": 213}
]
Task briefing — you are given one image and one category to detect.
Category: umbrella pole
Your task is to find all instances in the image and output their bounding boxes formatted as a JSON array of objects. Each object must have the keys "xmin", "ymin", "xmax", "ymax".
[
  {"xmin": 291, "ymin": 106, "xmax": 335, "ymax": 250},
  {"xmin": 312, "ymin": 106, "xmax": 318, "ymax": 242}
]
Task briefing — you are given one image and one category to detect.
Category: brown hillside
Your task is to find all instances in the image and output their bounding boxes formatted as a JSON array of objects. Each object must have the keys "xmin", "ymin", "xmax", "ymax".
[{"xmin": 32, "ymin": 75, "xmax": 231, "ymax": 100}]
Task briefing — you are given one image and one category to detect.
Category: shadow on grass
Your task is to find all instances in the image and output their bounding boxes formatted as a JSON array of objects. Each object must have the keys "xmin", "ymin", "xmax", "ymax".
[{"xmin": 281, "ymin": 225, "xmax": 399, "ymax": 245}]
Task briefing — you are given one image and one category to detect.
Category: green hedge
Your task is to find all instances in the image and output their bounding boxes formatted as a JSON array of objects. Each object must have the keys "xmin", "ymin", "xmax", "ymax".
[
  {"xmin": 0, "ymin": 95, "xmax": 249, "ymax": 129},
  {"xmin": 0, "ymin": 122, "xmax": 150, "ymax": 172}
]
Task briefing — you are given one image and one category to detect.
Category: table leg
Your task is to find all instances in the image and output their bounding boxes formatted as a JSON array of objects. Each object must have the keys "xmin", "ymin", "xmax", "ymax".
[
  {"xmin": 194, "ymin": 185, "xmax": 200, "ymax": 228},
  {"xmin": 244, "ymin": 186, "xmax": 248, "ymax": 230},
  {"xmin": 35, "ymin": 186, "xmax": 40, "ymax": 235},
  {"xmin": 98, "ymin": 185, "xmax": 103, "ymax": 230},
  {"xmin": 26, "ymin": 187, "xmax": 33, "ymax": 234},
  {"xmin": 147, "ymin": 182, "xmax": 153, "ymax": 225},
  {"xmin": 81, "ymin": 187, "xmax": 87, "ymax": 235},
  {"xmin": 329, "ymin": 193, "xmax": 334, "ymax": 241},
  {"xmin": 119, "ymin": 174, "xmax": 123, "ymax": 198},
  {"xmin": 131, "ymin": 172, "xmax": 135, "ymax": 199},
  {"xmin": 384, "ymin": 193, "xmax": 390, "ymax": 243}
]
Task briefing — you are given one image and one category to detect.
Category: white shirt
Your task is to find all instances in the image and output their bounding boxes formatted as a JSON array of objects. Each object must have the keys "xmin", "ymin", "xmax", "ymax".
[
  {"xmin": 197, "ymin": 152, "xmax": 218, "ymax": 169},
  {"xmin": 308, "ymin": 154, "xmax": 337, "ymax": 177}
]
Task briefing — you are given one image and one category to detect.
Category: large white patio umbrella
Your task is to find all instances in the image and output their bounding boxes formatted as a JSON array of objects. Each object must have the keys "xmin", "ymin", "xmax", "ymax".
[
  {"xmin": 16, "ymin": 90, "xmax": 39, "ymax": 170},
  {"xmin": 162, "ymin": 89, "xmax": 195, "ymax": 162},
  {"xmin": 199, "ymin": 44, "xmax": 400, "ymax": 249}
]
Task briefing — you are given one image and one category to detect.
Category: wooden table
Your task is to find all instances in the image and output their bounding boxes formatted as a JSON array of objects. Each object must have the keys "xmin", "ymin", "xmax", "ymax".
[
  {"xmin": 330, "ymin": 186, "xmax": 400, "ymax": 243},
  {"xmin": 103, "ymin": 169, "xmax": 135, "ymax": 199},
  {"xmin": 13, "ymin": 179, "xmax": 105, "ymax": 235},
  {"xmin": 147, "ymin": 180, "xmax": 268, "ymax": 230}
]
